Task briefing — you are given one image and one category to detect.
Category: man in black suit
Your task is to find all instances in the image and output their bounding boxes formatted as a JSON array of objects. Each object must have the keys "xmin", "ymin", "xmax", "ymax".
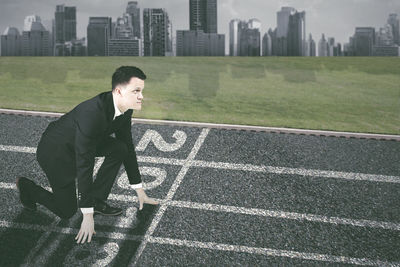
[{"xmin": 16, "ymin": 66, "xmax": 158, "ymax": 244}]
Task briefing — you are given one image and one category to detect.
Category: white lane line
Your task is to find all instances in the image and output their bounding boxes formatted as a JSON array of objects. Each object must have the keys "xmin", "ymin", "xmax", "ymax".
[
  {"xmin": 148, "ymin": 236, "xmax": 400, "ymax": 267},
  {"xmin": 190, "ymin": 159, "xmax": 266, "ymax": 172},
  {"xmin": 4, "ymin": 182, "xmax": 400, "ymax": 232},
  {"xmin": 130, "ymin": 128, "xmax": 210, "ymax": 266},
  {"xmin": 0, "ymin": 145, "xmax": 36, "ymax": 153},
  {"xmin": 263, "ymin": 166, "xmax": 400, "ymax": 184},
  {"xmin": 139, "ymin": 156, "xmax": 186, "ymax": 166},
  {"xmin": 0, "ymin": 220, "xmax": 142, "ymax": 241},
  {"xmin": 1, "ymin": 218, "xmax": 398, "ymax": 266},
  {"xmin": 1, "ymin": 144, "xmax": 400, "ymax": 184},
  {"xmin": 167, "ymin": 200, "xmax": 400, "ymax": 231},
  {"xmin": 2, "ymin": 183, "xmax": 400, "ymax": 231}
]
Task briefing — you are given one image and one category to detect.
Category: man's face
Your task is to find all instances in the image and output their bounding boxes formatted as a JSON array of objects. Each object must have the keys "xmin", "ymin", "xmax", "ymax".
[{"xmin": 116, "ymin": 77, "xmax": 144, "ymax": 112}]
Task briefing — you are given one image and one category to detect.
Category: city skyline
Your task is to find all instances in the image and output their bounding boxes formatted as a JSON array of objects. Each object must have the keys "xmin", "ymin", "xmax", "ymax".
[{"xmin": 1, "ymin": 0, "xmax": 399, "ymax": 49}]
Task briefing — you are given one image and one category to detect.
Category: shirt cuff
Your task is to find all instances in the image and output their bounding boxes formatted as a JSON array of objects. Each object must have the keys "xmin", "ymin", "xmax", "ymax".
[
  {"xmin": 81, "ymin": 207, "xmax": 94, "ymax": 214},
  {"xmin": 131, "ymin": 183, "xmax": 143, "ymax": 189}
]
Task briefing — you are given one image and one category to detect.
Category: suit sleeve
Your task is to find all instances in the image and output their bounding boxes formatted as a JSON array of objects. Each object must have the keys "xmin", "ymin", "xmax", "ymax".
[
  {"xmin": 74, "ymin": 109, "xmax": 104, "ymax": 208},
  {"xmin": 115, "ymin": 110, "xmax": 142, "ymax": 186}
]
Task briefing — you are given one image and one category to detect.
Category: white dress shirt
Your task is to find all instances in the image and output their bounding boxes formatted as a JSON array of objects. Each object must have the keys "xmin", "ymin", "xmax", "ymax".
[{"xmin": 80, "ymin": 93, "xmax": 143, "ymax": 214}]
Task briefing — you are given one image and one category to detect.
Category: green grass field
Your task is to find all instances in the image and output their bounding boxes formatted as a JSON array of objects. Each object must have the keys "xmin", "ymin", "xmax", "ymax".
[{"xmin": 0, "ymin": 57, "xmax": 399, "ymax": 134}]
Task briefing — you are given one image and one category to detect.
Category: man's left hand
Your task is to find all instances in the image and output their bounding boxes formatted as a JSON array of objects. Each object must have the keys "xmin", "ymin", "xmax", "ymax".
[{"xmin": 135, "ymin": 188, "xmax": 158, "ymax": 210}]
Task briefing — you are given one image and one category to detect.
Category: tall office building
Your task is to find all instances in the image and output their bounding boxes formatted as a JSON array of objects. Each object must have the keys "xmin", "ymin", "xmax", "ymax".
[
  {"xmin": 189, "ymin": 0, "xmax": 217, "ymax": 33},
  {"xmin": 55, "ymin": 5, "xmax": 76, "ymax": 42},
  {"xmin": 126, "ymin": 1, "xmax": 141, "ymax": 39},
  {"xmin": 327, "ymin": 37, "xmax": 335, "ymax": 56},
  {"xmin": 353, "ymin": 27, "xmax": 375, "ymax": 56},
  {"xmin": 115, "ymin": 14, "xmax": 134, "ymax": 39},
  {"xmin": 268, "ymin": 28, "xmax": 278, "ymax": 56},
  {"xmin": 108, "ymin": 13, "xmax": 140, "ymax": 56},
  {"xmin": 229, "ymin": 19, "xmax": 260, "ymax": 56},
  {"xmin": 108, "ymin": 39, "xmax": 140, "ymax": 56},
  {"xmin": 1, "ymin": 27, "xmax": 22, "ymax": 56},
  {"xmin": 177, "ymin": 0, "xmax": 221, "ymax": 56},
  {"xmin": 87, "ymin": 17, "xmax": 112, "ymax": 56},
  {"xmin": 242, "ymin": 19, "xmax": 261, "ymax": 56},
  {"xmin": 387, "ymin": 14, "xmax": 399, "ymax": 45},
  {"xmin": 276, "ymin": 6, "xmax": 296, "ymax": 56},
  {"xmin": 307, "ymin": 33, "xmax": 316, "ymax": 56},
  {"xmin": 344, "ymin": 36, "xmax": 356, "ymax": 56},
  {"xmin": 287, "ymin": 11, "xmax": 306, "ymax": 56},
  {"xmin": 22, "ymin": 15, "xmax": 51, "ymax": 56},
  {"xmin": 55, "ymin": 5, "xmax": 77, "ymax": 56},
  {"xmin": 262, "ymin": 32, "xmax": 272, "ymax": 56},
  {"xmin": 376, "ymin": 24, "xmax": 395, "ymax": 46},
  {"xmin": 229, "ymin": 19, "xmax": 240, "ymax": 56},
  {"xmin": 373, "ymin": 22, "xmax": 399, "ymax": 56},
  {"xmin": 318, "ymin": 33, "xmax": 328, "ymax": 56},
  {"xmin": 143, "ymin": 8, "xmax": 172, "ymax": 56},
  {"xmin": 176, "ymin": 30, "xmax": 224, "ymax": 56},
  {"xmin": 277, "ymin": 7, "xmax": 296, "ymax": 38}
]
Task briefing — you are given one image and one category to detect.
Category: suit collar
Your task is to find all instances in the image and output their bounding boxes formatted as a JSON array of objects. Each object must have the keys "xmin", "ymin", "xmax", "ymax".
[
  {"xmin": 103, "ymin": 91, "xmax": 130, "ymax": 122},
  {"xmin": 103, "ymin": 91, "xmax": 115, "ymax": 122}
]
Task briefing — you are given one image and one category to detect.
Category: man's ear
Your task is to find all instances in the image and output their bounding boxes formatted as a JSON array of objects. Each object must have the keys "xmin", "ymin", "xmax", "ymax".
[{"xmin": 115, "ymin": 86, "xmax": 123, "ymax": 96}]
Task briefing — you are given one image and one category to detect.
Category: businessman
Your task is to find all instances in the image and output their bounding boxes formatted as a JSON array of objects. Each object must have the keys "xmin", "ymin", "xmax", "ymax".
[{"xmin": 16, "ymin": 66, "xmax": 158, "ymax": 244}]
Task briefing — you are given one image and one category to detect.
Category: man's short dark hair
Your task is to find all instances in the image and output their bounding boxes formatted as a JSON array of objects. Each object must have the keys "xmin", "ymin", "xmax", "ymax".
[{"xmin": 112, "ymin": 66, "xmax": 146, "ymax": 91}]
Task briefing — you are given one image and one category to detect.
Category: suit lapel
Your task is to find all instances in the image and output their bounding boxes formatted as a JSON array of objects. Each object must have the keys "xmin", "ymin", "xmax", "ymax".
[{"xmin": 104, "ymin": 91, "xmax": 115, "ymax": 123}]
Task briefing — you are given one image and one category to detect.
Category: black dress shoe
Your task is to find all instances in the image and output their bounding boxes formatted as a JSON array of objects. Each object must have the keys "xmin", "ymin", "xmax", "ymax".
[
  {"xmin": 94, "ymin": 200, "xmax": 122, "ymax": 216},
  {"xmin": 16, "ymin": 177, "xmax": 37, "ymax": 211}
]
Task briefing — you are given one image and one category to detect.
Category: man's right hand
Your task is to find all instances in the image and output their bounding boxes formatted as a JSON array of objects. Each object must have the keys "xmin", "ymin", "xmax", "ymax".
[{"xmin": 75, "ymin": 213, "xmax": 96, "ymax": 244}]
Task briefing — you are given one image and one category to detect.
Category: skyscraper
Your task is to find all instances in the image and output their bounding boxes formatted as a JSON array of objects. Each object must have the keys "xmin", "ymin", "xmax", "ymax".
[
  {"xmin": 126, "ymin": 1, "xmax": 141, "ymax": 39},
  {"xmin": 354, "ymin": 27, "xmax": 375, "ymax": 56},
  {"xmin": 262, "ymin": 32, "xmax": 272, "ymax": 56},
  {"xmin": 87, "ymin": 17, "xmax": 112, "ymax": 56},
  {"xmin": 1, "ymin": 27, "xmax": 22, "ymax": 56},
  {"xmin": 268, "ymin": 28, "xmax": 278, "ymax": 56},
  {"xmin": 373, "ymin": 22, "xmax": 399, "ymax": 56},
  {"xmin": 55, "ymin": 5, "xmax": 76, "ymax": 43},
  {"xmin": 189, "ymin": 0, "xmax": 217, "ymax": 33},
  {"xmin": 287, "ymin": 11, "xmax": 306, "ymax": 56},
  {"xmin": 318, "ymin": 33, "xmax": 328, "ymax": 57},
  {"xmin": 307, "ymin": 33, "xmax": 316, "ymax": 56},
  {"xmin": 176, "ymin": 30, "xmax": 224, "ymax": 56},
  {"xmin": 327, "ymin": 37, "xmax": 335, "ymax": 56},
  {"xmin": 108, "ymin": 14, "xmax": 140, "ymax": 56},
  {"xmin": 229, "ymin": 19, "xmax": 240, "ymax": 56},
  {"xmin": 387, "ymin": 14, "xmax": 399, "ymax": 45},
  {"xmin": 177, "ymin": 0, "xmax": 222, "ymax": 56},
  {"xmin": 143, "ymin": 8, "xmax": 172, "ymax": 56},
  {"xmin": 22, "ymin": 15, "xmax": 51, "ymax": 56},
  {"xmin": 276, "ymin": 7, "xmax": 296, "ymax": 56},
  {"xmin": 115, "ymin": 14, "xmax": 134, "ymax": 39},
  {"xmin": 229, "ymin": 19, "xmax": 260, "ymax": 56},
  {"xmin": 55, "ymin": 5, "xmax": 76, "ymax": 56},
  {"xmin": 376, "ymin": 24, "xmax": 394, "ymax": 46}
]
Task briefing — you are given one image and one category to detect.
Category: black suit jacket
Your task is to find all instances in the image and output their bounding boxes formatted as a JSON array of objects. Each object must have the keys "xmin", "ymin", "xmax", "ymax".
[{"xmin": 39, "ymin": 91, "xmax": 142, "ymax": 207}]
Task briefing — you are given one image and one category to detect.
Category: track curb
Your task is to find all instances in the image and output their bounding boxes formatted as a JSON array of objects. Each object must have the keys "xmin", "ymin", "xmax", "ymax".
[{"xmin": 0, "ymin": 108, "xmax": 399, "ymax": 142}]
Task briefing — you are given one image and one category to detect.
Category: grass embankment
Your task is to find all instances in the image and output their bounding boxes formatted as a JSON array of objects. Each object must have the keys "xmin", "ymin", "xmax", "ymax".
[{"xmin": 0, "ymin": 57, "xmax": 399, "ymax": 134}]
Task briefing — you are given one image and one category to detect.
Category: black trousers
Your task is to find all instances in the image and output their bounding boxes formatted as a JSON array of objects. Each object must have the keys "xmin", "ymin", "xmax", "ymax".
[{"xmin": 33, "ymin": 135, "xmax": 127, "ymax": 219}]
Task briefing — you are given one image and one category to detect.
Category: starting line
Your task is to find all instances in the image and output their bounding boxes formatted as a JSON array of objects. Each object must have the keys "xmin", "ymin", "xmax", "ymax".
[
  {"xmin": 1, "ymin": 144, "xmax": 399, "ymax": 184},
  {"xmin": 1, "ymin": 182, "xmax": 399, "ymax": 232}
]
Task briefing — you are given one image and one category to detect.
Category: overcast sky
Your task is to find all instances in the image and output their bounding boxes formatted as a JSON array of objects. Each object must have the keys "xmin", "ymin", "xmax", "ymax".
[{"xmin": 1, "ymin": 0, "xmax": 399, "ymax": 46}]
